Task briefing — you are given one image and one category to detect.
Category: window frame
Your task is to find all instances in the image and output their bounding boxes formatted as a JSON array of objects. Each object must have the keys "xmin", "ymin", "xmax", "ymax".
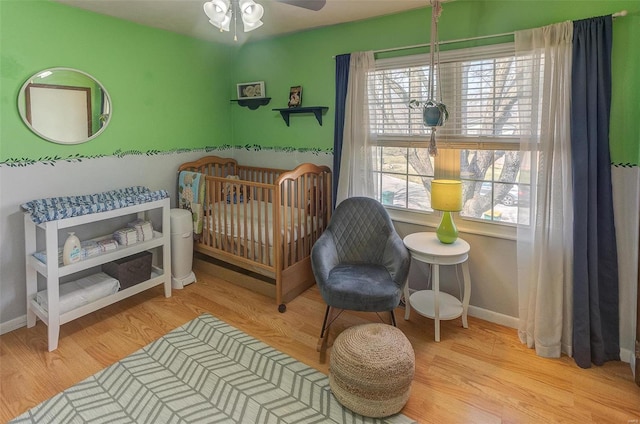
[{"xmin": 369, "ymin": 42, "xmax": 522, "ymax": 239}]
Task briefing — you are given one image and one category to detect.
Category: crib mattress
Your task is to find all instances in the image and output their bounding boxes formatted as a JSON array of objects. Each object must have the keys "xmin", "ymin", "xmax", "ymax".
[{"xmin": 207, "ymin": 200, "xmax": 315, "ymax": 246}]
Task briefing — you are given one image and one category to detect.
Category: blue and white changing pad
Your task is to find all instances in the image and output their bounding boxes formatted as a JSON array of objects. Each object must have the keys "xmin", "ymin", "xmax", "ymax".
[{"xmin": 22, "ymin": 186, "xmax": 170, "ymax": 224}]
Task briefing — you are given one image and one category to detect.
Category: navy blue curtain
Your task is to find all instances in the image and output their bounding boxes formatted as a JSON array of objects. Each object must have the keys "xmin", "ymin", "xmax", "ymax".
[
  {"xmin": 333, "ymin": 54, "xmax": 351, "ymax": 210},
  {"xmin": 570, "ymin": 15, "xmax": 620, "ymax": 368}
]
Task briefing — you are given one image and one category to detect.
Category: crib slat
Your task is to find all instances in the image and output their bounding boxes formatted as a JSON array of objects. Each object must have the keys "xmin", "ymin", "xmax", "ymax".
[
  {"xmin": 296, "ymin": 177, "xmax": 304, "ymax": 261},
  {"xmin": 281, "ymin": 181, "xmax": 290, "ymax": 268},
  {"xmin": 256, "ymin": 187, "xmax": 263, "ymax": 264},
  {"xmin": 241, "ymin": 183, "xmax": 248, "ymax": 260}
]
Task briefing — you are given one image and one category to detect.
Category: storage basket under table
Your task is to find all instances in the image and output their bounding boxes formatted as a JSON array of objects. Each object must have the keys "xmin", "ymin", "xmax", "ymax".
[{"xmin": 102, "ymin": 251, "xmax": 152, "ymax": 290}]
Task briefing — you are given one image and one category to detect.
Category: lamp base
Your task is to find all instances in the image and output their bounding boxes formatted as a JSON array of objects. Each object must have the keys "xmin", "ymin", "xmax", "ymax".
[{"xmin": 436, "ymin": 211, "xmax": 458, "ymax": 244}]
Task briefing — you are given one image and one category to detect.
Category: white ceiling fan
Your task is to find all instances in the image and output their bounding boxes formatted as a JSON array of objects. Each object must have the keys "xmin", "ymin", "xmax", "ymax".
[
  {"xmin": 204, "ymin": 0, "xmax": 325, "ymax": 39},
  {"xmin": 277, "ymin": 0, "xmax": 326, "ymax": 11}
]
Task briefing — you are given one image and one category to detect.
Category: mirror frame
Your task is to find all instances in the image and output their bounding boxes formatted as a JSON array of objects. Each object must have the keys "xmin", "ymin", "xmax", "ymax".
[{"xmin": 17, "ymin": 67, "xmax": 113, "ymax": 145}]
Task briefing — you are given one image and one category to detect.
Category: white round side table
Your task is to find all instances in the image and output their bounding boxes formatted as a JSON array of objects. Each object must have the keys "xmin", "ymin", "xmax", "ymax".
[{"xmin": 403, "ymin": 232, "xmax": 471, "ymax": 342}]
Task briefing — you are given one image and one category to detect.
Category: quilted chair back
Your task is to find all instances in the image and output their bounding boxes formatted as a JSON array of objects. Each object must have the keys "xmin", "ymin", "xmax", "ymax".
[{"xmin": 328, "ymin": 197, "xmax": 397, "ymax": 264}]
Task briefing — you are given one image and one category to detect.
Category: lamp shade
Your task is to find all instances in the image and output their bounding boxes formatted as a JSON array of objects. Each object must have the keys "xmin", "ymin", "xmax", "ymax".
[
  {"xmin": 431, "ymin": 179, "xmax": 462, "ymax": 212},
  {"xmin": 208, "ymin": 15, "xmax": 231, "ymax": 31},
  {"xmin": 239, "ymin": 0, "xmax": 264, "ymax": 22},
  {"xmin": 203, "ymin": 0, "xmax": 230, "ymax": 21},
  {"xmin": 204, "ymin": 0, "xmax": 231, "ymax": 31},
  {"xmin": 242, "ymin": 19, "xmax": 263, "ymax": 32}
]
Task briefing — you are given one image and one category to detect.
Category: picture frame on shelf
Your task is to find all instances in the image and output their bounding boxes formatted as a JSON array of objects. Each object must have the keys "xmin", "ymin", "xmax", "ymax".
[
  {"xmin": 237, "ymin": 81, "xmax": 265, "ymax": 99},
  {"xmin": 288, "ymin": 86, "xmax": 302, "ymax": 108}
]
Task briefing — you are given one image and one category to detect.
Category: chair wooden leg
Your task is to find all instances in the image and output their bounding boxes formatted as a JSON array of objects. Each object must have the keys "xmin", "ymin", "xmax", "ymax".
[
  {"xmin": 390, "ymin": 310, "xmax": 397, "ymax": 327},
  {"xmin": 317, "ymin": 333, "xmax": 329, "ymax": 358}
]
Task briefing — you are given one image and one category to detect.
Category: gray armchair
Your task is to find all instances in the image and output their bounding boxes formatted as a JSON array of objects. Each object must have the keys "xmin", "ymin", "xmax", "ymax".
[{"xmin": 311, "ymin": 197, "xmax": 411, "ymax": 352}]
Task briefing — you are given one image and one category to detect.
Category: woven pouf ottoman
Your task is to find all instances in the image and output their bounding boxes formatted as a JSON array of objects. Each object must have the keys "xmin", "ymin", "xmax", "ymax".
[{"xmin": 329, "ymin": 323, "xmax": 415, "ymax": 418}]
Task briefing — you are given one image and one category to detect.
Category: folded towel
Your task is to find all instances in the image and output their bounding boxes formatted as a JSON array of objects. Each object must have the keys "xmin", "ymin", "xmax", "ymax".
[
  {"xmin": 35, "ymin": 272, "xmax": 120, "ymax": 314},
  {"xmin": 128, "ymin": 219, "xmax": 154, "ymax": 242},
  {"xmin": 113, "ymin": 228, "xmax": 138, "ymax": 246},
  {"xmin": 81, "ymin": 241, "xmax": 102, "ymax": 260},
  {"xmin": 33, "ymin": 248, "xmax": 63, "ymax": 265},
  {"xmin": 34, "ymin": 240, "xmax": 104, "ymax": 265},
  {"xmin": 98, "ymin": 239, "xmax": 118, "ymax": 252}
]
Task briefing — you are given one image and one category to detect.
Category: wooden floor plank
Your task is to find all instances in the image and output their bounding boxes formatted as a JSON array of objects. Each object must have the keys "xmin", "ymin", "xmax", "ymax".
[{"xmin": 1, "ymin": 268, "xmax": 639, "ymax": 423}]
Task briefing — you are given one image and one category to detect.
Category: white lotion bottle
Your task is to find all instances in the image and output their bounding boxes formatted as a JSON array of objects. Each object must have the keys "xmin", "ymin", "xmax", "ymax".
[{"xmin": 63, "ymin": 232, "xmax": 81, "ymax": 265}]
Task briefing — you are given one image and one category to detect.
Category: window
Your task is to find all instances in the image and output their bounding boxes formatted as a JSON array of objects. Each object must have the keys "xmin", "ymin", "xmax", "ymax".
[{"xmin": 367, "ymin": 43, "xmax": 530, "ymax": 226}]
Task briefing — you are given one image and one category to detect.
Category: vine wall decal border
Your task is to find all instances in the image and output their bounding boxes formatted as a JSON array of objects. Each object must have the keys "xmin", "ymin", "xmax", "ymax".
[
  {"xmin": 0, "ymin": 145, "xmax": 333, "ymax": 168},
  {"xmin": 2, "ymin": 149, "xmax": 634, "ymax": 169}
]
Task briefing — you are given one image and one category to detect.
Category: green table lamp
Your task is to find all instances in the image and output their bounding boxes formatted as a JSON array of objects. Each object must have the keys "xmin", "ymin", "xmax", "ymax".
[{"xmin": 431, "ymin": 179, "xmax": 462, "ymax": 244}]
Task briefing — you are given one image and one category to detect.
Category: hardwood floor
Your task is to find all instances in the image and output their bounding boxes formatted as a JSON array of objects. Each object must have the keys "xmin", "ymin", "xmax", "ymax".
[{"xmin": 1, "ymin": 264, "xmax": 639, "ymax": 423}]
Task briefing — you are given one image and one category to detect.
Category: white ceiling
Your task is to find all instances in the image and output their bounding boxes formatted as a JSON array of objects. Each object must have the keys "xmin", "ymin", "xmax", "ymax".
[{"xmin": 52, "ymin": 0, "xmax": 431, "ymax": 44}]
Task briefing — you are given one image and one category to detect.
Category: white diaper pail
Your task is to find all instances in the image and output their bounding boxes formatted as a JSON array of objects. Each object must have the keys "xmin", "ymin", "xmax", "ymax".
[{"xmin": 170, "ymin": 208, "xmax": 196, "ymax": 289}]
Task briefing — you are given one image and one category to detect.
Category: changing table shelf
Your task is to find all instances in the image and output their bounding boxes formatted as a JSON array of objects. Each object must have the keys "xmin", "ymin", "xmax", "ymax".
[
  {"xmin": 26, "ymin": 231, "xmax": 165, "ymax": 278},
  {"xmin": 28, "ymin": 267, "xmax": 165, "ymax": 327},
  {"xmin": 24, "ymin": 197, "xmax": 172, "ymax": 351}
]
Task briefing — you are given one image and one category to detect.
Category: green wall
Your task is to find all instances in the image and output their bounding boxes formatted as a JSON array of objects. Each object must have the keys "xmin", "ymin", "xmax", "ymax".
[
  {"xmin": 0, "ymin": 0, "xmax": 233, "ymax": 164},
  {"xmin": 1, "ymin": 0, "xmax": 638, "ymax": 165},
  {"xmin": 232, "ymin": 0, "xmax": 640, "ymax": 165}
]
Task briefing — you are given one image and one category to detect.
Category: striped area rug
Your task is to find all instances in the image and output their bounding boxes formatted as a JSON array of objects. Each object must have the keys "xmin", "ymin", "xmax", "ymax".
[{"xmin": 11, "ymin": 314, "xmax": 416, "ymax": 424}]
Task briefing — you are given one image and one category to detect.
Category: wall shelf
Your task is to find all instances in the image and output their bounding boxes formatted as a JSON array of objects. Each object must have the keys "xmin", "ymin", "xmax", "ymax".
[
  {"xmin": 272, "ymin": 106, "xmax": 329, "ymax": 126},
  {"xmin": 231, "ymin": 97, "xmax": 271, "ymax": 110}
]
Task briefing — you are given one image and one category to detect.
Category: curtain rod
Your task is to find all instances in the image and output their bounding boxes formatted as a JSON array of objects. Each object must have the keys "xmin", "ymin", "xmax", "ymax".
[{"xmin": 368, "ymin": 9, "xmax": 628, "ymax": 56}]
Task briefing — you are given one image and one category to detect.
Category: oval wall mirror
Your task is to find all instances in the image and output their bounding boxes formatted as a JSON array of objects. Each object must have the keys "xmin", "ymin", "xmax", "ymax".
[{"xmin": 17, "ymin": 67, "xmax": 112, "ymax": 144}]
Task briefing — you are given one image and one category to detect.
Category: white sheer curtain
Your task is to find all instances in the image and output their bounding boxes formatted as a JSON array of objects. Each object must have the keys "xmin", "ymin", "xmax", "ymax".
[
  {"xmin": 335, "ymin": 51, "xmax": 376, "ymax": 205},
  {"xmin": 516, "ymin": 22, "xmax": 575, "ymax": 358}
]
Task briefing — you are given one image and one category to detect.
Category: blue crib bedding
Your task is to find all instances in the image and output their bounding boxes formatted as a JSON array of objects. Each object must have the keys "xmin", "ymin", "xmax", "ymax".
[{"xmin": 22, "ymin": 186, "xmax": 170, "ymax": 224}]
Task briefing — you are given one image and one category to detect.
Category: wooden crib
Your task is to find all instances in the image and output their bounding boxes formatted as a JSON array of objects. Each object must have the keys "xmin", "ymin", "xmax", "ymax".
[{"xmin": 177, "ymin": 156, "xmax": 331, "ymax": 312}]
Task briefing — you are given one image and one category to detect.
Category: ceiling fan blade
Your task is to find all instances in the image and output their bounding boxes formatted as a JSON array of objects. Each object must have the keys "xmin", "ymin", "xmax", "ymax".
[{"xmin": 276, "ymin": 0, "xmax": 326, "ymax": 11}]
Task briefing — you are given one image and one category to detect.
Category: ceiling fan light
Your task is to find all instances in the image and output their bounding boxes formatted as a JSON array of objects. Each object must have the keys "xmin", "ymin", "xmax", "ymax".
[
  {"xmin": 242, "ymin": 19, "xmax": 263, "ymax": 32},
  {"xmin": 205, "ymin": 0, "xmax": 264, "ymax": 37},
  {"xmin": 213, "ymin": 0, "xmax": 231, "ymax": 13},
  {"xmin": 238, "ymin": 0, "xmax": 255, "ymax": 12},
  {"xmin": 221, "ymin": 13, "xmax": 232, "ymax": 30},
  {"xmin": 239, "ymin": 0, "xmax": 263, "ymax": 23},
  {"xmin": 203, "ymin": 0, "xmax": 230, "ymax": 22},
  {"xmin": 208, "ymin": 12, "xmax": 231, "ymax": 31}
]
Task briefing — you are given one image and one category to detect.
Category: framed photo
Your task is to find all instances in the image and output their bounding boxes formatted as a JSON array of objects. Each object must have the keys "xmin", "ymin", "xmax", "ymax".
[
  {"xmin": 237, "ymin": 81, "xmax": 265, "ymax": 99},
  {"xmin": 288, "ymin": 86, "xmax": 302, "ymax": 108}
]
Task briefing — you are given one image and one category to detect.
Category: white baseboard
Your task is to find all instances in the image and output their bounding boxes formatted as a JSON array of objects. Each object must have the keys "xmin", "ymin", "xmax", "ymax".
[
  {"xmin": 412, "ymin": 299, "xmax": 636, "ymax": 368},
  {"xmin": 467, "ymin": 305, "xmax": 519, "ymax": 329},
  {"xmin": 0, "ymin": 314, "xmax": 26, "ymax": 335},
  {"xmin": 620, "ymin": 347, "xmax": 635, "ymax": 369}
]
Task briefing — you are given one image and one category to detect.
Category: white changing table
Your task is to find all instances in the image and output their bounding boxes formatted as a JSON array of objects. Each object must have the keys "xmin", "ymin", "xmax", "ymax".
[{"xmin": 24, "ymin": 197, "xmax": 172, "ymax": 351}]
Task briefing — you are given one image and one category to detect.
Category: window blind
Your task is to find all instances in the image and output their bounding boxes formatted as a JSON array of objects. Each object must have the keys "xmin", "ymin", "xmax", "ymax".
[{"xmin": 368, "ymin": 43, "xmax": 529, "ymax": 150}]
